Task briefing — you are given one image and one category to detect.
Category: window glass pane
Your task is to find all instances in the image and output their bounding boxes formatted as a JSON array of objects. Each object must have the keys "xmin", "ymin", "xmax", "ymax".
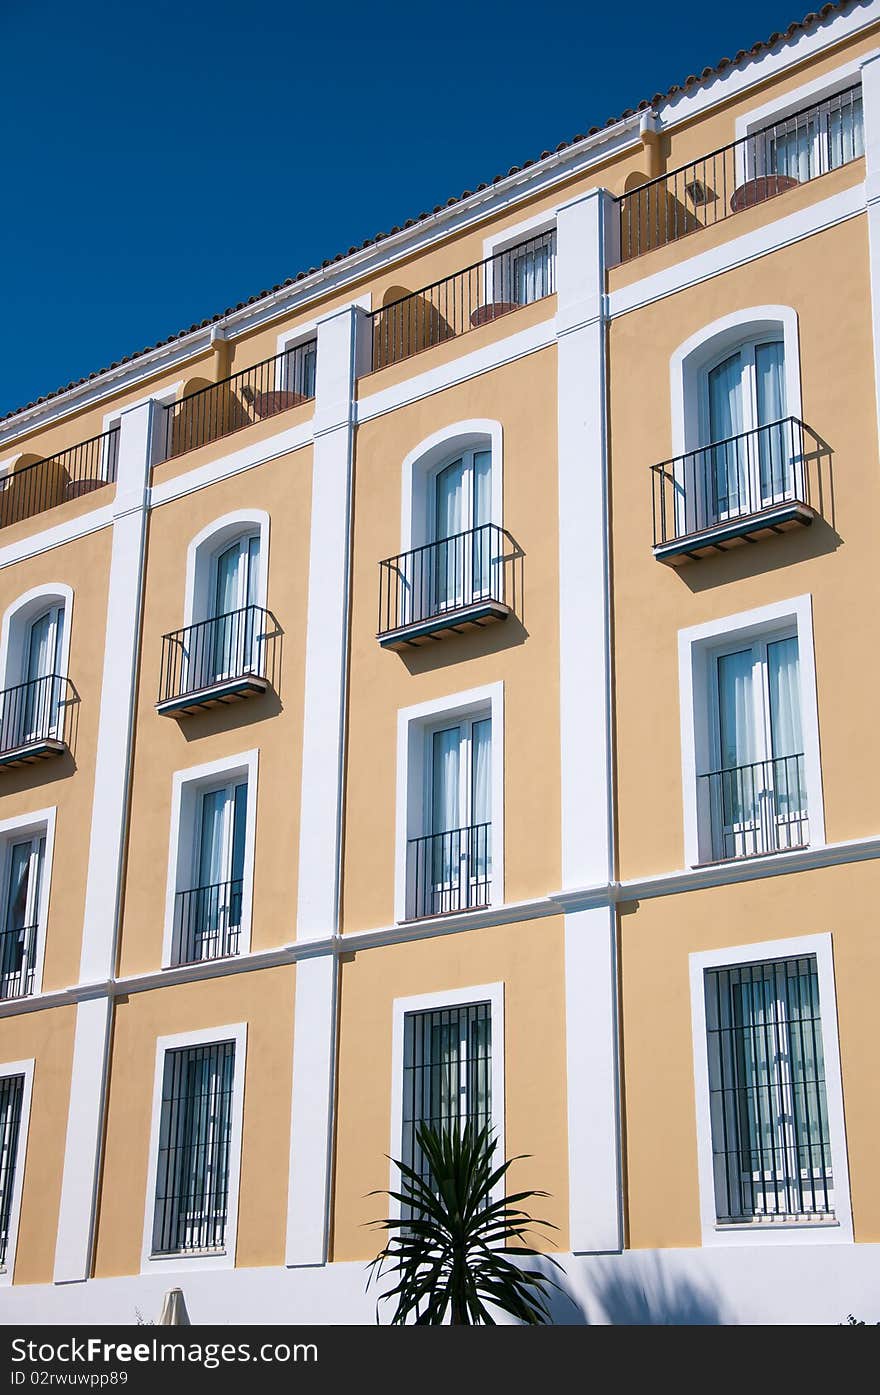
[
  {"xmin": 704, "ymin": 957, "xmax": 833, "ymax": 1223},
  {"xmin": 0, "ymin": 1074, "xmax": 24, "ymax": 1268},
  {"xmin": 755, "ymin": 341, "xmax": 789, "ymax": 500},
  {"xmin": 717, "ymin": 649, "xmax": 755, "ymax": 770},
  {"xmin": 766, "ymin": 113, "xmax": 816, "ymax": 180},
  {"xmin": 152, "ymin": 1042, "xmax": 235, "ymax": 1254},
  {"xmin": 708, "ymin": 352, "xmax": 746, "ymax": 516},
  {"xmin": 401, "ymin": 1003, "xmax": 491, "ymax": 1216},
  {"xmin": 826, "ymin": 91, "xmax": 864, "ymax": 169}
]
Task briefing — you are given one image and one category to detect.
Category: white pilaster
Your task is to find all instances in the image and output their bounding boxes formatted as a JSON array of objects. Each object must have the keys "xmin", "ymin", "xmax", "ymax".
[
  {"xmin": 564, "ymin": 906, "xmax": 623, "ymax": 1253},
  {"xmin": 556, "ymin": 190, "xmax": 623, "ymax": 1252},
  {"xmin": 288, "ymin": 304, "xmax": 366, "ymax": 1266},
  {"xmin": 53, "ymin": 996, "xmax": 113, "ymax": 1284},
  {"xmin": 295, "ymin": 304, "xmax": 367, "ymax": 941},
  {"xmin": 79, "ymin": 398, "xmax": 159, "ymax": 983},
  {"xmin": 55, "ymin": 398, "xmax": 158, "ymax": 1286},
  {"xmin": 556, "ymin": 188, "xmax": 616, "ymax": 891},
  {"xmin": 285, "ymin": 956, "xmax": 337, "ymax": 1266},
  {"xmin": 860, "ymin": 52, "xmax": 880, "ymax": 453}
]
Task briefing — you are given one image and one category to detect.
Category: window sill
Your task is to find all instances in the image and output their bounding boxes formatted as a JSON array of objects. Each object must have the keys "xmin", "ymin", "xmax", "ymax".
[{"xmin": 149, "ymin": 1247, "xmax": 226, "ymax": 1261}]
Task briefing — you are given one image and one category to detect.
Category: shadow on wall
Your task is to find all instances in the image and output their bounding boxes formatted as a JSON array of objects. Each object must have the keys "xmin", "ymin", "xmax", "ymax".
[{"xmin": 536, "ymin": 1254, "xmax": 728, "ymax": 1326}]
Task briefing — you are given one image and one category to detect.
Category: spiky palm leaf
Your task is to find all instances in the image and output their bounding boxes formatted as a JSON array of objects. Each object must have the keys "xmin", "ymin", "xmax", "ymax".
[{"xmin": 367, "ymin": 1121, "xmax": 562, "ymax": 1325}]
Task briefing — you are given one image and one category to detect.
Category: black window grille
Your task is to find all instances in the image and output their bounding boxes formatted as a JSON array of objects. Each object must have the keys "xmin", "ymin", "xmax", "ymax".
[
  {"xmin": 0, "ymin": 1073, "xmax": 25, "ymax": 1269},
  {"xmin": 401, "ymin": 1002, "xmax": 491, "ymax": 1215},
  {"xmin": 705, "ymin": 955, "xmax": 834, "ymax": 1225},
  {"xmin": 152, "ymin": 1041, "xmax": 235, "ymax": 1255}
]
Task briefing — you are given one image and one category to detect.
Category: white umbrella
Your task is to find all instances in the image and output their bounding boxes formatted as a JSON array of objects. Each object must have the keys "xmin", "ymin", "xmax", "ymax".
[{"xmin": 157, "ymin": 1288, "xmax": 191, "ymax": 1325}]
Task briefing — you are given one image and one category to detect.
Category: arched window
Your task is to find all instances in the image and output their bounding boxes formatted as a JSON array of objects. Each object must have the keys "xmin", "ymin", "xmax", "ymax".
[
  {"xmin": 178, "ymin": 513, "xmax": 269, "ymax": 698},
  {"xmin": 0, "ymin": 586, "xmax": 72, "ymax": 756},
  {"xmin": 669, "ymin": 308, "xmax": 803, "ymax": 538}
]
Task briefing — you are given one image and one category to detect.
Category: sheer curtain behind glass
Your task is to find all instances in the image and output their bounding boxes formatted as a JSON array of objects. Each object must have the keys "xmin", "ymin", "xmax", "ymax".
[
  {"xmin": 755, "ymin": 341, "xmax": 788, "ymax": 500},
  {"xmin": 767, "ymin": 636, "xmax": 804, "ymax": 818},
  {"xmin": 708, "ymin": 352, "xmax": 745, "ymax": 518}
]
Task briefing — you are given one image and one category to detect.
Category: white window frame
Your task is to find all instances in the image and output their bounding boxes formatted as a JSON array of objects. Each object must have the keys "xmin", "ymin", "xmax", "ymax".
[
  {"xmin": 670, "ymin": 307, "xmax": 802, "ymax": 461},
  {"xmin": 678, "ymin": 595, "xmax": 824, "ymax": 869},
  {"xmin": 395, "ymin": 683, "xmax": 504, "ymax": 924},
  {"xmin": 389, "ymin": 982, "xmax": 505, "ymax": 1219},
  {"xmin": 141, "ymin": 1022, "xmax": 247, "ymax": 1273},
  {"xmin": 162, "ymin": 750, "xmax": 259, "ymax": 967},
  {"xmin": 735, "ymin": 56, "xmax": 868, "ymax": 185},
  {"xmin": 399, "ymin": 421, "xmax": 503, "ymax": 557},
  {"xmin": 689, "ymin": 932, "xmax": 852, "ymax": 1247},
  {"xmin": 0, "ymin": 584, "xmax": 73, "ymax": 695},
  {"xmin": 0, "ymin": 807, "xmax": 55, "ymax": 1000},
  {"xmin": 0, "ymin": 1057, "xmax": 34, "ymax": 1286},
  {"xmin": 182, "ymin": 511, "xmax": 270, "ymax": 633}
]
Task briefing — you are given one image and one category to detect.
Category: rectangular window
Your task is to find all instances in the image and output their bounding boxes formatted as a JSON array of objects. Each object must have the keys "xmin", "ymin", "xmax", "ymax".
[
  {"xmin": 761, "ymin": 87, "xmax": 864, "ymax": 182},
  {"xmin": 704, "ymin": 956, "xmax": 833, "ymax": 1225},
  {"xmin": 174, "ymin": 781, "xmax": 246, "ymax": 966},
  {"xmin": 702, "ymin": 633, "xmax": 807, "ymax": 861},
  {"xmin": 407, "ymin": 717, "xmax": 492, "ymax": 919},
  {"xmin": 401, "ymin": 1002, "xmax": 492, "ymax": 1211},
  {"xmin": 0, "ymin": 836, "xmax": 44, "ymax": 1000},
  {"xmin": 494, "ymin": 231, "xmax": 556, "ymax": 307},
  {"xmin": 284, "ymin": 340, "xmax": 317, "ymax": 400},
  {"xmin": 0, "ymin": 1074, "xmax": 25, "ymax": 1269},
  {"xmin": 151, "ymin": 1041, "xmax": 235, "ymax": 1255}
]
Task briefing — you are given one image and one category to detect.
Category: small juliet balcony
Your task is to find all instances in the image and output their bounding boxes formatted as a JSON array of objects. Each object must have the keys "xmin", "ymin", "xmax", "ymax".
[
  {"xmin": 173, "ymin": 879, "xmax": 243, "ymax": 966},
  {"xmin": 156, "ymin": 605, "xmax": 279, "ymax": 716},
  {"xmin": 617, "ymin": 84, "xmax": 862, "ymax": 261},
  {"xmin": 406, "ymin": 823, "xmax": 492, "ymax": 921},
  {"xmin": 0, "ymin": 674, "xmax": 74, "ymax": 769},
  {"xmin": 699, "ymin": 753, "xmax": 808, "ymax": 865},
  {"xmin": 650, "ymin": 418, "xmax": 831, "ymax": 564},
  {"xmin": 377, "ymin": 524, "xmax": 523, "ymax": 650}
]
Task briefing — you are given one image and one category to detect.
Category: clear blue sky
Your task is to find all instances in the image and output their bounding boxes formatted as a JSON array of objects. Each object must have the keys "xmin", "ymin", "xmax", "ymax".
[{"xmin": 0, "ymin": 0, "xmax": 817, "ymax": 418}]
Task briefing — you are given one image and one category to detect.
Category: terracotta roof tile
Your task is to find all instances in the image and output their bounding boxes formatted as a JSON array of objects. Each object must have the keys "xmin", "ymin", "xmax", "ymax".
[{"xmin": 1, "ymin": 1, "xmax": 857, "ymax": 427}]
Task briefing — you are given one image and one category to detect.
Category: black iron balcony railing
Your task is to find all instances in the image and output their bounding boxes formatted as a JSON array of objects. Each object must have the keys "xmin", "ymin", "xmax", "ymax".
[
  {"xmin": 369, "ymin": 232, "xmax": 556, "ymax": 371},
  {"xmin": 0, "ymin": 427, "xmax": 119, "ymax": 531},
  {"xmin": 0, "ymin": 923, "xmax": 37, "ymax": 1001},
  {"xmin": 619, "ymin": 85, "xmax": 863, "ymax": 261},
  {"xmin": 157, "ymin": 605, "xmax": 278, "ymax": 712},
  {"xmin": 406, "ymin": 823, "xmax": 491, "ymax": 921},
  {"xmin": 700, "ymin": 754, "xmax": 808, "ymax": 864},
  {"xmin": 651, "ymin": 418, "xmax": 830, "ymax": 560},
  {"xmin": 174, "ymin": 879, "xmax": 243, "ymax": 966},
  {"xmin": 161, "ymin": 339, "xmax": 317, "ymax": 460},
  {"xmin": 0, "ymin": 674, "xmax": 72, "ymax": 761},
  {"xmin": 378, "ymin": 524, "xmax": 522, "ymax": 645}
]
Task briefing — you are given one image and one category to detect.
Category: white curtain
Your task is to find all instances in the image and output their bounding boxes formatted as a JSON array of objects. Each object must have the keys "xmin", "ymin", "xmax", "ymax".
[
  {"xmin": 708, "ymin": 352, "xmax": 745, "ymax": 516},
  {"xmin": 25, "ymin": 608, "xmax": 62, "ymax": 738},
  {"xmin": 767, "ymin": 637, "xmax": 802, "ymax": 759},
  {"xmin": 513, "ymin": 243, "xmax": 549, "ymax": 304},
  {"xmin": 755, "ymin": 341, "xmax": 789, "ymax": 499},
  {"xmin": 472, "ymin": 451, "xmax": 492, "ymax": 594},
  {"xmin": 827, "ymin": 94, "xmax": 863, "ymax": 169},
  {"xmin": 768, "ymin": 115, "xmax": 815, "ymax": 182},
  {"xmin": 198, "ymin": 788, "xmax": 228, "ymax": 890},
  {"xmin": 471, "ymin": 719, "xmax": 492, "ymax": 884},
  {"xmin": 432, "ymin": 727, "xmax": 460, "ymax": 890},
  {"xmin": 2, "ymin": 842, "xmax": 33, "ymax": 986},
  {"xmin": 434, "ymin": 461, "xmax": 464, "ymax": 609},
  {"xmin": 718, "ymin": 650, "xmax": 755, "ymax": 771}
]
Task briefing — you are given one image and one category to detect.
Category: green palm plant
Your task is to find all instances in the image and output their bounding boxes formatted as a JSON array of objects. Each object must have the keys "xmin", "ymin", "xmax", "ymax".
[{"xmin": 367, "ymin": 1121, "xmax": 562, "ymax": 1325}]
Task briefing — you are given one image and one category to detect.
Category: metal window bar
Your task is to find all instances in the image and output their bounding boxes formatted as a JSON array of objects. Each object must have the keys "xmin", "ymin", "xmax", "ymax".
[
  {"xmin": 161, "ymin": 340, "xmax": 317, "ymax": 461},
  {"xmin": 368, "ymin": 231, "xmax": 556, "ymax": 372},
  {"xmin": 699, "ymin": 753, "xmax": 808, "ymax": 863},
  {"xmin": 406, "ymin": 823, "xmax": 491, "ymax": 921},
  {"xmin": 152, "ymin": 1041, "xmax": 235, "ymax": 1255},
  {"xmin": 0, "ymin": 674, "xmax": 70, "ymax": 754},
  {"xmin": 705, "ymin": 956, "xmax": 833, "ymax": 1224},
  {"xmin": 377, "ymin": 524, "xmax": 522, "ymax": 636},
  {"xmin": 173, "ymin": 880, "xmax": 243, "ymax": 967},
  {"xmin": 650, "ymin": 418, "xmax": 830, "ymax": 547},
  {"xmin": 0, "ymin": 923, "xmax": 37, "ymax": 1002},
  {"xmin": 401, "ymin": 1002, "xmax": 492, "ymax": 1217},
  {"xmin": 0, "ymin": 1073, "xmax": 24, "ymax": 1269},
  {"xmin": 619, "ymin": 85, "xmax": 863, "ymax": 261},
  {"xmin": 0, "ymin": 427, "xmax": 119, "ymax": 531},
  {"xmin": 158, "ymin": 605, "xmax": 274, "ymax": 704}
]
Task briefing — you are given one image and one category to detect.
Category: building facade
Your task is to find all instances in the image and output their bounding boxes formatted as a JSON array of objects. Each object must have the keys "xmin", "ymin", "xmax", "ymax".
[{"xmin": 0, "ymin": 0, "xmax": 878, "ymax": 1325}]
